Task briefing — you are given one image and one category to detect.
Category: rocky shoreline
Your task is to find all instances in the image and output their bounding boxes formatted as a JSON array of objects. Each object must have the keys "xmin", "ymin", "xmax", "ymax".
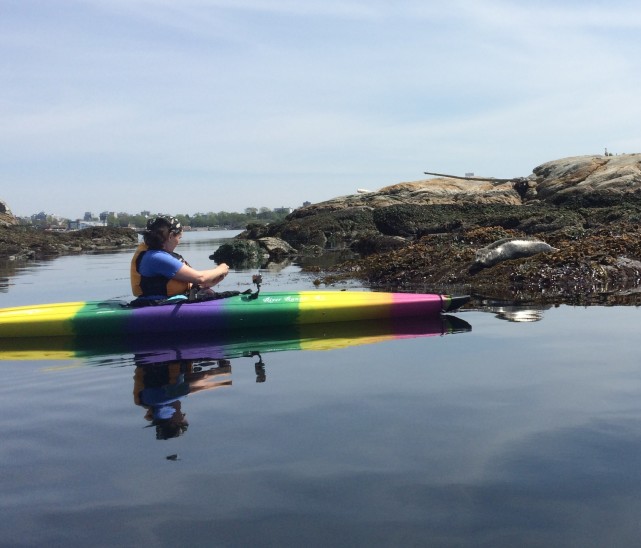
[
  {"xmin": 225, "ymin": 154, "xmax": 641, "ymax": 305},
  {"xmin": 0, "ymin": 226, "xmax": 139, "ymax": 260},
  {"xmin": 4, "ymin": 154, "xmax": 641, "ymax": 305},
  {"xmin": 319, "ymin": 220, "xmax": 641, "ymax": 306}
]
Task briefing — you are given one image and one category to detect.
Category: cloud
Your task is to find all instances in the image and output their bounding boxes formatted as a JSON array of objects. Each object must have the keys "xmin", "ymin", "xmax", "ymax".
[{"xmin": 2, "ymin": 0, "xmax": 641, "ymax": 217}]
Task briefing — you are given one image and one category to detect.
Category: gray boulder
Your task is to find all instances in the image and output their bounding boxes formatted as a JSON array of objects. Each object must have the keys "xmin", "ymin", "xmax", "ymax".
[
  {"xmin": 532, "ymin": 153, "xmax": 641, "ymax": 205},
  {"xmin": 210, "ymin": 239, "xmax": 265, "ymax": 266},
  {"xmin": 258, "ymin": 237, "xmax": 296, "ymax": 258}
]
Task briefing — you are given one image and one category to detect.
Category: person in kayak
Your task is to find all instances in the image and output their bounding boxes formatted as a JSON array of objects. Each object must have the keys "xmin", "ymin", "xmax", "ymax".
[{"xmin": 130, "ymin": 215, "xmax": 229, "ymax": 302}]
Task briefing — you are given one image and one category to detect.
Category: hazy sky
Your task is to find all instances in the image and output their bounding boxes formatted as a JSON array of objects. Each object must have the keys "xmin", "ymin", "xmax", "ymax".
[{"xmin": 2, "ymin": 0, "xmax": 640, "ymax": 219}]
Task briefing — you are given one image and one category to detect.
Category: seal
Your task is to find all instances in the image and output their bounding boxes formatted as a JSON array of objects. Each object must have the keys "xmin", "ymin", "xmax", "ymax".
[{"xmin": 472, "ymin": 238, "xmax": 558, "ymax": 271}]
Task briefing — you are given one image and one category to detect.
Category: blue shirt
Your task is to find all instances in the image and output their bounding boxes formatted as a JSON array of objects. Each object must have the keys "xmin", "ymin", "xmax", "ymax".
[{"xmin": 138, "ymin": 249, "xmax": 184, "ymax": 279}]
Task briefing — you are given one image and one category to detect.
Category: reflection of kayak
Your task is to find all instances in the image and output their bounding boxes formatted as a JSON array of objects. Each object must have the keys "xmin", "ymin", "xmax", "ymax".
[
  {"xmin": 0, "ymin": 314, "xmax": 471, "ymax": 362},
  {"xmin": 0, "ymin": 291, "xmax": 469, "ymax": 339}
]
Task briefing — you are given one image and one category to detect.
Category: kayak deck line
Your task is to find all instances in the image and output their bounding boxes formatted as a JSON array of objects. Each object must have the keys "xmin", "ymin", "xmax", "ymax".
[{"xmin": 0, "ymin": 291, "xmax": 470, "ymax": 339}]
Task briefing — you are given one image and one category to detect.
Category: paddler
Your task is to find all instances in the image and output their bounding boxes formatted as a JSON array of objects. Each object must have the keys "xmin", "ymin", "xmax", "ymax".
[{"xmin": 130, "ymin": 215, "xmax": 229, "ymax": 303}]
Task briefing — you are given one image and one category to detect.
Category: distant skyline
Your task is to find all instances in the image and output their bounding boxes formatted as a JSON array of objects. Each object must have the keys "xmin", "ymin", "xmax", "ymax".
[
  {"xmin": 3, "ymin": 1, "xmax": 641, "ymax": 218},
  {"xmin": 20, "ymin": 205, "xmax": 296, "ymax": 221}
]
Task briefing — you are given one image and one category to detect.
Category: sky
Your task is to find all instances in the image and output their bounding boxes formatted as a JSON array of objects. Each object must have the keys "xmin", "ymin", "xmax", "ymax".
[{"xmin": 2, "ymin": 0, "xmax": 641, "ymax": 219}]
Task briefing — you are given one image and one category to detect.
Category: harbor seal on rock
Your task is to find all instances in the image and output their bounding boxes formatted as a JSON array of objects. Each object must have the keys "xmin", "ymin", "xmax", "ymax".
[{"xmin": 472, "ymin": 238, "xmax": 558, "ymax": 271}]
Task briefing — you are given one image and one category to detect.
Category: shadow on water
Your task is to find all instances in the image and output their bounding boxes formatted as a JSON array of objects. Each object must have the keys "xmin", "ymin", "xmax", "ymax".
[
  {"xmin": 466, "ymin": 299, "xmax": 555, "ymax": 322},
  {"xmin": 0, "ymin": 314, "xmax": 472, "ymax": 363},
  {"xmin": 0, "ymin": 315, "xmax": 471, "ymax": 444}
]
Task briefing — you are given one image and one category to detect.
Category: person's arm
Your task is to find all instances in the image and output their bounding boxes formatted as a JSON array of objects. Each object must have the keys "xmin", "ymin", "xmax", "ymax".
[{"xmin": 173, "ymin": 262, "xmax": 229, "ymax": 287}]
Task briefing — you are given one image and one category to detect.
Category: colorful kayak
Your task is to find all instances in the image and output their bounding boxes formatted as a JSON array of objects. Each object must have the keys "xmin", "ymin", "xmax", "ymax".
[
  {"xmin": 0, "ymin": 290, "xmax": 469, "ymax": 339},
  {"xmin": 0, "ymin": 314, "xmax": 471, "ymax": 362}
]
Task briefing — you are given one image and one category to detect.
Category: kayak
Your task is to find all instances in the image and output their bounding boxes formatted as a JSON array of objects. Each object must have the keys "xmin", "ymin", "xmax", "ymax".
[
  {"xmin": 0, "ymin": 314, "xmax": 471, "ymax": 362},
  {"xmin": 0, "ymin": 290, "xmax": 470, "ymax": 339}
]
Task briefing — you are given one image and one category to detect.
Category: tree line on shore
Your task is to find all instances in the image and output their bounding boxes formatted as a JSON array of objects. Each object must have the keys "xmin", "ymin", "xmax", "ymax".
[
  {"xmin": 22, "ymin": 208, "xmax": 290, "ymax": 230},
  {"xmin": 105, "ymin": 209, "xmax": 289, "ymax": 230}
]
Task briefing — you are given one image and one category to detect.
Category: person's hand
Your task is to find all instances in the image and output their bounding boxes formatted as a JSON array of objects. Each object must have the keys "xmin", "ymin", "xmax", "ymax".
[{"xmin": 203, "ymin": 263, "xmax": 228, "ymax": 287}]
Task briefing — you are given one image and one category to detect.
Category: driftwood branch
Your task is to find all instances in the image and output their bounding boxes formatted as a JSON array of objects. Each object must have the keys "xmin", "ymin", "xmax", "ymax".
[{"xmin": 423, "ymin": 171, "xmax": 521, "ymax": 184}]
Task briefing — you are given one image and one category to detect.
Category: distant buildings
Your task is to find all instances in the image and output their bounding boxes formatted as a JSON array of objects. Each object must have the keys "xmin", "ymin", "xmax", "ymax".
[
  {"xmin": 67, "ymin": 220, "xmax": 104, "ymax": 230},
  {"xmin": 22, "ymin": 205, "xmax": 302, "ymax": 231}
]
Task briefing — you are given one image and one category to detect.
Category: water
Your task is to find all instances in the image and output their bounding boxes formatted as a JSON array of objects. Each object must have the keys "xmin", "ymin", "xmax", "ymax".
[{"xmin": 1, "ymin": 231, "xmax": 641, "ymax": 547}]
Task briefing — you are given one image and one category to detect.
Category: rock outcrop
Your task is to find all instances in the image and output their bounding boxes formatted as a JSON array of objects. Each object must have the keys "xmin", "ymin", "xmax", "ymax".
[
  {"xmin": 293, "ymin": 177, "xmax": 522, "ymax": 217},
  {"xmin": 292, "ymin": 153, "xmax": 641, "ymax": 218},
  {"xmin": 211, "ymin": 236, "xmax": 296, "ymax": 267},
  {"xmin": 234, "ymin": 153, "xmax": 641, "ymax": 303},
  {"xmin": 0, "ymin": 200, "xmax": 18, "ymax": 227},
  {"xmin": 532, "ymin": 154, "xmax": 641, "ymax": 205},
  {"xmin": 240, "ymin": 153, "xmax": 641, "ymax": 254},
  {"xmin": 0, "ymin": 226, "xmax": 138, "ymax": 260}
]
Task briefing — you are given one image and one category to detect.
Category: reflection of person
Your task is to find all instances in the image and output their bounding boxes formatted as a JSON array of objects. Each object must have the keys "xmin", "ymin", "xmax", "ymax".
[
  {"xmin": 133, "ymin": 359, "xmax": 231, "ymax": 440},
  {"xmin": 130, "ymin": 215, "xmax": 229, "ymax": 303}
]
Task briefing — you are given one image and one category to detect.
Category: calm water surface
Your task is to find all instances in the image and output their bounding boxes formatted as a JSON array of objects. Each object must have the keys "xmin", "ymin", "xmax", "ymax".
[{"xmin": 1, "ymin": 231, "xmax": 641, "ymax": 547}]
